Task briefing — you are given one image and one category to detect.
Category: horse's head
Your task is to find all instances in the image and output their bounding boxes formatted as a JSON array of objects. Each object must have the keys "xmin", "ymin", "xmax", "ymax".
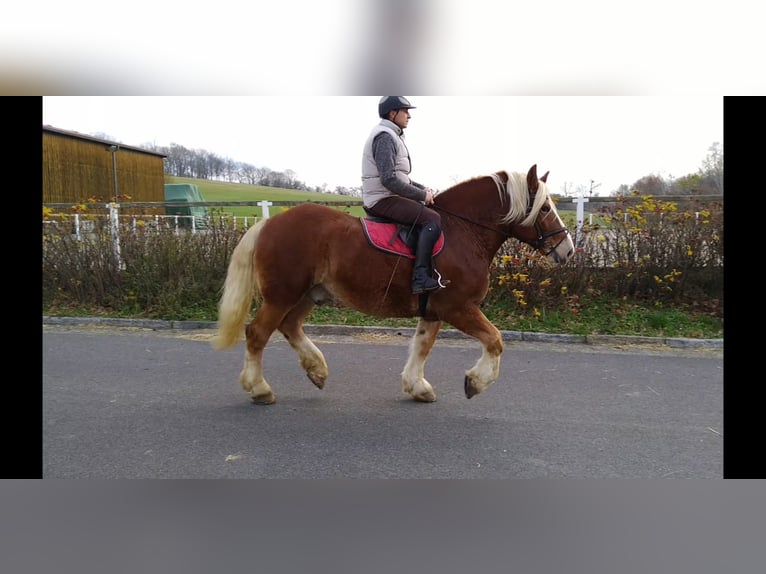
[
  {"xmin": 434, "ymin": 165, "xmax": 574, "ymax": 266},
  {"xmin": 508, "ymin": 165, "xmax": 575, "ymax": 265}
]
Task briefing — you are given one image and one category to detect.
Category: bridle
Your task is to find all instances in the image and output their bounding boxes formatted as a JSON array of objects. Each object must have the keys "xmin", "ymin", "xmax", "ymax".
[
  {"xmin": 524, "ymin": 193, "xmax": 572, "ymax": 255},
  {"xmin": 433, "ymin": 186, "xmax": 571, "ymax": 256}
]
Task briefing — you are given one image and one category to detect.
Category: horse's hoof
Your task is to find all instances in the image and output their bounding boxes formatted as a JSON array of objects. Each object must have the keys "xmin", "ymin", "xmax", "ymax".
[
  {"xmin": 464, "ymin": 376, "xmax": 479, "ymax": 399},
  {"xmin": 413, "ymin": 390, "xmax": 437, "ymax": 403},
  {"xmin": 251, "ymin": 392, "xmax": 276, "ymax": 405},
  {"xmin": 307, "ymin": 372, "xmax": 326, "ymax": 390}
]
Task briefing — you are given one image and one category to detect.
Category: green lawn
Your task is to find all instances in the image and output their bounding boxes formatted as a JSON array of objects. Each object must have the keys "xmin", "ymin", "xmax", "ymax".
[{"xmin": 167, "ymin": 177, "xmax": 367, "ymax": 218}]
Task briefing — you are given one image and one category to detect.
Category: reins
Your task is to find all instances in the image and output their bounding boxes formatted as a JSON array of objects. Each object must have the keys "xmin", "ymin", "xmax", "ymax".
[
  {"xmin": 432, "ymin": 203, "xmax": 512, "ymax": 237},
  {"xmin": 432, "ymin": 190, "xmax": 571, "ymax": 256}
]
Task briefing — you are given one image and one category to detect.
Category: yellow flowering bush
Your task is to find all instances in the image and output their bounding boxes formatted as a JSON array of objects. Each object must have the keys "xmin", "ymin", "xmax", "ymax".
[{"xmin": 487, "ymin": 194, "xmax": 723, "ymax": 316}]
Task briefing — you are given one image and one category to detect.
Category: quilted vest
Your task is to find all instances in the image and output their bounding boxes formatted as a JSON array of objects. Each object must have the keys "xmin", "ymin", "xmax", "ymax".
[{"xmin": 361, "ymin": 120, "xmax": 413, "ymax": 208}]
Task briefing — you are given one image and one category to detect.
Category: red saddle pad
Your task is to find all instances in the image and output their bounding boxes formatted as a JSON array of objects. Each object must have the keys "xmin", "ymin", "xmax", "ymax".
[{"xmin": 360, "ymin": 219, "xmax": 445, "ymax": 260}]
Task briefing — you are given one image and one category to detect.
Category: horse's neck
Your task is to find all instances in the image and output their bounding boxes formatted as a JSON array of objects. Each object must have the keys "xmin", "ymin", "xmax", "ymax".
[
  {"xmin": 441, "ymin": 209, "xmax": 508, "ymax": 265},
  {"xmin": 438, "ymin": 184, "xmax": 510, "ymax": 261}
]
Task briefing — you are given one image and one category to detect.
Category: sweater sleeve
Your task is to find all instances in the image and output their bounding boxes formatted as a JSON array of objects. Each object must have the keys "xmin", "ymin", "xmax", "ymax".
[{"xmin": 372, "ymin": 133, "xmax": 427, "ymax": 202}]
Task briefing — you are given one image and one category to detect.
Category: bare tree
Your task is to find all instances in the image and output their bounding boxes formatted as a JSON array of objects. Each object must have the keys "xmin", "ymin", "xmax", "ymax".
[
  {"xmin": 560, "ymin": 182, "xmax": 575, "ymax": 197},
  {"xmin": 631, "ymin": 174, "xmax": 670, "ymax": 195},
  {"xmin": 701, "ymin": 142, "xmax": 723, "ymax": 195},
  {"xmin": 613, "ymin": 184, "xmax": 632, "ymax": 197},
  {"xmin": 237, "ymin": 163, "xmax": 259, "ymax": 185}
]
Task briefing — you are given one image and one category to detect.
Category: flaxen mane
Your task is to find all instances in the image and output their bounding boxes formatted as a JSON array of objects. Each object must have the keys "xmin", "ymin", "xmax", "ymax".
[{"xmin": 492, "ymin": 170, "xmax": 552, "ymax": 227}]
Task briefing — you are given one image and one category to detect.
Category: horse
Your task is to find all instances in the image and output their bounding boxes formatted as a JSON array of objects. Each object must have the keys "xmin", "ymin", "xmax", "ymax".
[{"xmin": 212, "ymin": 164, "xmax": 574, "ymax": 405}]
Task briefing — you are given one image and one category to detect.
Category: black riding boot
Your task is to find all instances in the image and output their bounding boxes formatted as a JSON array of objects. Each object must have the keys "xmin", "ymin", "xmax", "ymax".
[{"xmin": 411, "ymin": 223, "xmax": 443, "ymax": 295}]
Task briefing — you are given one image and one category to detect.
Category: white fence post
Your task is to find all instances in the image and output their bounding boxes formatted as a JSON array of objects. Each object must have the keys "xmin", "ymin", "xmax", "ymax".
[
  {"xmin": 73, "ymin": 214, "xmax": 82, "ymax": 241},
  {"xmin": 573, "ymin": 195, "xmax": 589, "ymax": 246},
  {"xmin": 108, "ymin": 202, "xmax": 123, "ymax": 270},
  {"xmin": 258, "ymin": 201, "xmax": 273, "ymax": 219}
]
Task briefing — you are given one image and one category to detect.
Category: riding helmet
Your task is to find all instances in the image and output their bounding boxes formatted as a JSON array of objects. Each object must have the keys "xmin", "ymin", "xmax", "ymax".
[{"xmin": 378, "ymin": 96, "xmax": 416, "ymax": 119}]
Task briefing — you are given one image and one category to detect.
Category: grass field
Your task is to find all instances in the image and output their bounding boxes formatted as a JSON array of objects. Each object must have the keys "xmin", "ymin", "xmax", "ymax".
[{"xmin": 166, "ymin": 176, "xmax": 368, "ymax": 218}]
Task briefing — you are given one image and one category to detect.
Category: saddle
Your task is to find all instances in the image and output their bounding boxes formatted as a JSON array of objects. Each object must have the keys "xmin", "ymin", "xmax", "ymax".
[{"xmin": 359, "ymin": 216, "xmax": 445, "ymax": 259}]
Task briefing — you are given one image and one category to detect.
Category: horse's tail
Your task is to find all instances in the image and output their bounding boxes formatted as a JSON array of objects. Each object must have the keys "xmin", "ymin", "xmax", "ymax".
[{"xmin": 211, "ymin": 221, "xmax": 265, "ymax": 350}]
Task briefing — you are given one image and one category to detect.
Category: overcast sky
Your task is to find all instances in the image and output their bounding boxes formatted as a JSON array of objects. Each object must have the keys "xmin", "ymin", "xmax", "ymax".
[{"xmin": 43, "ymin": 96, "xmax": 722, "ymax": 196}]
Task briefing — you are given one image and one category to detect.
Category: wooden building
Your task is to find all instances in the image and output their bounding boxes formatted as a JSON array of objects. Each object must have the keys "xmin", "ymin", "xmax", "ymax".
[{"xmin": 43, "ymin": 125, "xmax": 167, "ymax": 206}]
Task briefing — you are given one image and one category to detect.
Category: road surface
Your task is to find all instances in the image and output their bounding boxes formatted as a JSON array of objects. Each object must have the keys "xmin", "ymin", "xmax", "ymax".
[{"xmin": 42, "ymin": 324, "xmax": 723, "ymax": 478}]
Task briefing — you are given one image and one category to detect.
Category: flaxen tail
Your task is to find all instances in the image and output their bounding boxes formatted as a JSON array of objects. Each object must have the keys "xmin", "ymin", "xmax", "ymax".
[{"xmin": 211, "ymin": 221, "xmax": 265, "ymax": 350}]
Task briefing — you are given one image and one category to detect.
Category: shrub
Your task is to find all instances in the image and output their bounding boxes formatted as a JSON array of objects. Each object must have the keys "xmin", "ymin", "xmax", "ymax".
[
  {"xmin": 43, "ymin": 217, "xmax": 245, "ymax": 320},
  {"xmin": 42, "ymin": 196, "xmax": 723, "ymax": 331},
  {"xmin": 484, "ymin": 194, "xmax": 723, "ymax": 323}
]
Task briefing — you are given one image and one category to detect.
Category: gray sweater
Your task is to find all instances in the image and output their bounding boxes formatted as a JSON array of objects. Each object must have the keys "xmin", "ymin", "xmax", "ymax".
[{"xmin": 361, "ymin": 120, "xmax": 427, "ymax": 208}]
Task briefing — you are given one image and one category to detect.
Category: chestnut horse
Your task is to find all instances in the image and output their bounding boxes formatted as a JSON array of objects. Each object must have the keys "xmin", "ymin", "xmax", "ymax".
[{"xmin": 213, "ymin": 165, "xmax": 574, "ymax": 404}]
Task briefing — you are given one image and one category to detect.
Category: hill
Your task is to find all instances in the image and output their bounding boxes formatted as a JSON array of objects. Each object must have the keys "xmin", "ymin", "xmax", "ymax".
[{"xmin": 166, "ymin": 176, "xmax": 364, "ymax": 218}]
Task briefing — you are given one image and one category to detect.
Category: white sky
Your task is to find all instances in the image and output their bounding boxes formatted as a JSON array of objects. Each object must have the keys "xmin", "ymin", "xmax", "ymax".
[{"xmin": 43, "ymin": 97, "xmax": 722, "ymax": 196}]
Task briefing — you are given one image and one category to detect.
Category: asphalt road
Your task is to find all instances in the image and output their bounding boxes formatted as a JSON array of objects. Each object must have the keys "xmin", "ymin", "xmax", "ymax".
[{"xmin": 42, "ymin": 324, "xmax": 723, "ymax": 478}]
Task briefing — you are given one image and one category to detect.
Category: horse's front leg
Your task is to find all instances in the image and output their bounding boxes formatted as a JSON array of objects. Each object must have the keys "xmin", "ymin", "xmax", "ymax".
[
  {"xmin": 444, "ymin": 307, "xmax": 504, "ymax": 399},
  {"xmin": 401, "ymin": 318, "xmax": 441, "ymax": 402}
]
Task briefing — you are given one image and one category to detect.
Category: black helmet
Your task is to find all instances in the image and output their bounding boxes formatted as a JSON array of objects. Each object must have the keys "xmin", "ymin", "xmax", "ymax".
[{"xmin": 378, "ymin": 96, "xmax": 416, "ymax": 119}]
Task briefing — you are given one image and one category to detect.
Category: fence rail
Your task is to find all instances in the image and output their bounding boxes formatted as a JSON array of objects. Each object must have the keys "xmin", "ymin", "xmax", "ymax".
[
  {"xmin": 43, "ymin": 195, "xmax": 725, "ymax": 264},
  {"xmin": 44, "ymin": 194, "xmax": 724, "ymax": 284},
  {"xmin": 42, "ymin": 195, "xmax": 723, "ymax": 211}
]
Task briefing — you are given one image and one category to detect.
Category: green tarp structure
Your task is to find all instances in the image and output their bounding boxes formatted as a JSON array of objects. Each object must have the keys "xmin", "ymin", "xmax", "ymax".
[{"xmin": 164, "ymin": 184, "xmax": 209, "ymax": 228}]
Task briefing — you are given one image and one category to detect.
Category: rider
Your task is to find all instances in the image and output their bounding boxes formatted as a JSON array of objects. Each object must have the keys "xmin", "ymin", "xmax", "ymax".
[{"xmin": 361, "ymin": 96, "xmax": 446, "ymax": 295}]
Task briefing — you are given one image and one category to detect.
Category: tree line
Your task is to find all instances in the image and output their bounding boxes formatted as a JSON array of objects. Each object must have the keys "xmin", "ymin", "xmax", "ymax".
[
  {"xmin": 139, "ymin": 142, "xmax": 361, "ymax": 197},
  {"xmin": 100, "ymin": 133, "xmax": 722, "ymax": 198}
]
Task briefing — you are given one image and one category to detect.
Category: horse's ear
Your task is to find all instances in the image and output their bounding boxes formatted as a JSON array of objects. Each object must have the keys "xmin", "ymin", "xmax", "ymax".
[
  {"xmin": 527, "ymin": 164, "xmax": 539, "ymax": 192},
  {"xmin": 541, "ymin": 171, "xmax": 550, "ymax": 183}
]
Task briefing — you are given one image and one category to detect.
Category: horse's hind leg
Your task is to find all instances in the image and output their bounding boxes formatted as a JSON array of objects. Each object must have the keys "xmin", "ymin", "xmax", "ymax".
[
  {"xmin": 401, "ymin": 318, "xmax": 441, "ymax": 402},
  {"xmin": 241, "ymin": 304, "xmax": 285, "ymax": 405},
  {"xmin": 279, "ymin": 294, "xmax": 329, "ymax": 390}
]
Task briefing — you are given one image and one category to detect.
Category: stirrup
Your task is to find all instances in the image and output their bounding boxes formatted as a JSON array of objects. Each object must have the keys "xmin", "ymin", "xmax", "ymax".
[
  {"xmin": 412, "ymin": 270, "xmax": 450, "ymax": 295},
  {"xmin": 434, "ymin": 269, "xmax": 451, "ymax": 289}
]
